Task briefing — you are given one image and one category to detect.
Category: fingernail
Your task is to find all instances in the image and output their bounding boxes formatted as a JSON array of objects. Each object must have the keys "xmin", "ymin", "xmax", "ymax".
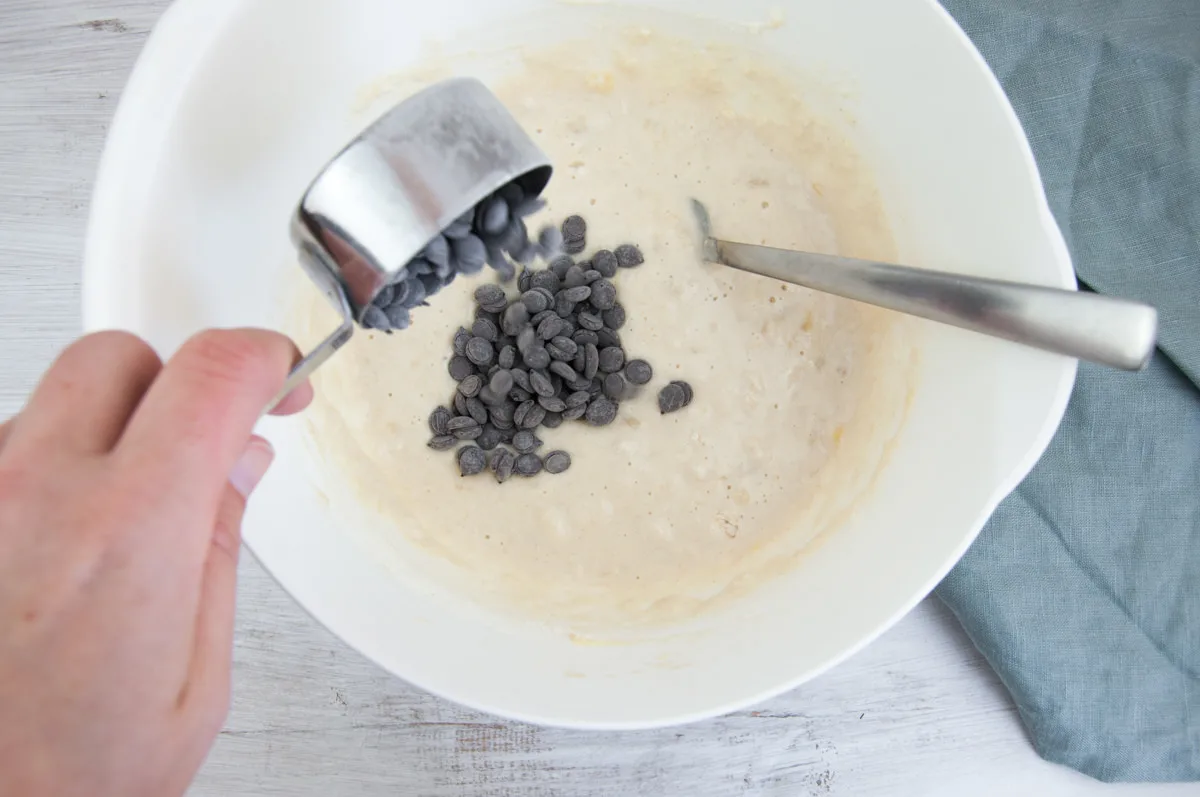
[{"xmin": 229, "ymin": 437, "xmax": 275, "ymax": 499}]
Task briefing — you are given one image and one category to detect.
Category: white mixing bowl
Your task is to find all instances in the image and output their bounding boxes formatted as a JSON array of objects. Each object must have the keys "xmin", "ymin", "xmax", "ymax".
[{"xmin": 83, "ymin": 0, "xmax": 1076, "ymax": 728}]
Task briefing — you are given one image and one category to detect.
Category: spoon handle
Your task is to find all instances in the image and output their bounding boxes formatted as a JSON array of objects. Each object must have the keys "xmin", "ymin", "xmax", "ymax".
[{"xmin": 710, "ymin": 239, "xmax": 1158, "ymax": 371}]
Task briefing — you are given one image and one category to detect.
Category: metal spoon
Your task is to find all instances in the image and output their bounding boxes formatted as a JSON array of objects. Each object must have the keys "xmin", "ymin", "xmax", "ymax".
[{"xmin": 691, "ymin": 200, "xmax": 1157, "ymax": 370}]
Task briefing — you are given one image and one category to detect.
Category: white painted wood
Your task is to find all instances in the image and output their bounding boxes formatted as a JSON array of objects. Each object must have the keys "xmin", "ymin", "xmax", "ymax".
[{"xmin": 0, "ymin": 2, "xmax": 1192, "ymax": 794}]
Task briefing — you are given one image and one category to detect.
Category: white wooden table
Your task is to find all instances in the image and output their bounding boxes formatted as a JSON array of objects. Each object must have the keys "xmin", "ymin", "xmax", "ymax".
[{"xmin": 0, "ymin": 3, "xmax": 1193, "ymax": 795}]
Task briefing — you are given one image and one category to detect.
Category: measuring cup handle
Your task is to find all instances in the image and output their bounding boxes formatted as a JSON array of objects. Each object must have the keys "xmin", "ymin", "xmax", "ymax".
[{"xmin": 265, "ymin": 274, "xmax": 356, "ymax": 415}]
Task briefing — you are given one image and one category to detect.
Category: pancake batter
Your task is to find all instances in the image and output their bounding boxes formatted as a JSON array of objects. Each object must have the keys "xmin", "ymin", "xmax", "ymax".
[{"xmin": 293, "ymin": 27, "xmax": 914, "ymax": 632}]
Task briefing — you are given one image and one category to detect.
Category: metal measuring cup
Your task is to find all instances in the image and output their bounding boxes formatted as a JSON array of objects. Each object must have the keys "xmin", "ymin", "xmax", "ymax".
[{"xmin": 270, "ymin": 78, "xmax": 553, "ymax": 411}]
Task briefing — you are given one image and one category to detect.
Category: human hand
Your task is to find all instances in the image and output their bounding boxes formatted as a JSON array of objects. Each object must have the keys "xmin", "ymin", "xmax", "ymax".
[{"xmin": 0, "ymin": 329, "xmax": 311, "ymax": 797}]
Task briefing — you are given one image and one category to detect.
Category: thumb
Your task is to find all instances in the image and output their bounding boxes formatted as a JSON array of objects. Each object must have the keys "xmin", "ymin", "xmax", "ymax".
[{"xmin": 187, "ymin": 436, "xmax": 274, "ymax": 714}]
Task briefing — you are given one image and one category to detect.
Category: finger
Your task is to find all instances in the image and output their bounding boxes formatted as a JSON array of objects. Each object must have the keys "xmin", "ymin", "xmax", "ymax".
[
  {"xmin": 5, "ymin": 332, "xmax": 162, "ymax": 457},
  {"xmin": 0, "ymin": 418, "xmax": 13, "ymax": 451},
  {"xmin": 116, "ymin": 329, "xmax": 296, "ymax": 528},
  {"xmin": 268, "ymin": 379, "xmax": 314, "ymax": 417},
  {"xmin": 186, "ymin": 437, "xmax": 273, "ymax": 723}
]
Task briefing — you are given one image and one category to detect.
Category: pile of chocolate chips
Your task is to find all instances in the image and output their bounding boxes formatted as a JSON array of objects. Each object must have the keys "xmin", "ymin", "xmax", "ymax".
[{"xmin": 426, "ymin": 215, "xmax": 693, "ymax": 481}]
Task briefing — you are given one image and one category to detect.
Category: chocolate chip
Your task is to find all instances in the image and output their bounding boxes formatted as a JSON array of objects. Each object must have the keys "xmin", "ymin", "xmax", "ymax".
[
  {"xmin": 538, "ymin": 315, "xmax": 567, "ymax": 341},
  {"xmin": 472, "ymin": 317, "xmax": 500, "ymax": 342},
  {"xmin": 520, "ymin": 404, "xmax": 547, "ymax": 429},
  {"xmin": 458, "ymin": 374, "xmax": 483, "ymax": 397},
  {"xmin": 598, "ymin": 347, "xmax": 626, "ymax": 374},
  {"xmin": 562, "ymin": 215, "xmax": 587, "ymax": 242},
  {"xmin": 442, "ymin": 215, "xmax": 472, "ymax": 239},
  {"xmin": 513, "ymin": 430, "xmax": 543, "ymax": 454},
  {"xmin": 539, "ymin": 225, "xmax": 564, "ymax": 254},
  {"xmin": 624, "ymin": 359, "xmax": 653, "ymax": 385},
  {"xmin": 423, "ymin": 235, "xmax": 451, "ymax": 269},
  {"xmin": 524, "ymin": 345, "xmax": 551, "ymax": 370},
  {"xmin": 515, "ymin": 453, "xmax": 544, "ymax": 477},
  {"xmin": 578, "ymin": 311, "xmax": 604, "ymax": 331},
  {"xmin": 658, "ymin": 383, "xmax": 689, "ymax": 415},
  {"xmin": 672, "ymin": 380, "xmax": 695, "ymax": 406},
  {"xmin": 498, "ymin": 345, "xmax": 517, "ymax": 370},
  {"xmin": 552, "ymin": 295, "xmax": 573, "ymax": 319},
  {"xmin": 544, "ymin": 451, "xmax": 572, "ymax": 475},
  {"xmin": 429, "ymin": 406, "xmax": 452, "ymax": 436},
  {"xmin": 447, "ymin": 416, "xmax": 483, "ymax": 440},
  {"xmin": 489, "ymin": 370, "xmax": 515, "ymax": 396},
  {"xmin": 615, "ymin": 244, "xmax": 644, "ymax": 268},
  {"xmin": 531, "ymin": 309, "xmax": 556, "ymax": 328},
  {"xmin": 384, "ymin": 304, "xmax": 411, "ymax": 330},
  {"xmin": 453, "ymin": 234, "xmax": 489, "ymax": 275},
  {"xmin": 566, "ymin": 391, "xmax": 591, "ymax": 409},
  {"xmin": 603, "ymin": 372, "xmax": 628, "ymax": 400},
  {"xmin": 573, "ymin": 330, "xmax": 599, "ymax": 347},
  {"xmin": 592, "ymin": 250, "xmax": 618, "ymax": 278},
  {"xmin": 428, "ymin": 435, "xmax": 457, "ymax": 451},
  {"xmin": 584, "ymin": 343, "xmax": 600, "ymax": 381},
  {"xmin": 522, "ymin": 290, "xmax": 550, "ymax": 314},
  {"xmin": 453, "ymin": 327, "xmax": 471, "ymax": 356},
  {"xmin": 516, "ymin": 326, "xmax": 537, "ymax": 355},
  {"xmin": 530, "ymin": 369, "xmax": 556, "ymax": 398},
  {"xmin": 570, "ymin": 372, "xmax": 593, "ymax": 393},
  {"xmin": 497, "ymin": 182, "xmax": 524, "ymax": 207},
  {"xmin": 602, "ymin": 304, "xmax": 626, "ymax": 330},
  {"xmin": 362, "ymin": 305, "xmax": 389, "ymax": 330},
  {"xmin": 589, "ymin": 279, "xmax": 617, "ymax": 311},
  {"xmin": 479, "ymin": 386, "xmax": 504, "ymax": 406},
  {"xmin": 477, "ymin": 425, "xmax": 503, "ymax": 451},
  {"xmin": 466, "ymin": 397, "xmax": 489, "ymax": 425},
  {"xmin": 487, "ymin": 451, "xmax": 514, "ymax": 483},
  {"xmin": 490, "ymin": 402, "xmax": 515, "ymax": 429},
  {"xmin": 514, "ymin": 400, "xmax": 536, "ymax": 429},
  {"xmin": 585, "ymin": 397, "xmax": 619, "ymax": 426},
  {"xmin": 449, "ymin": 355, "xmax": 475, "ymax": 381},
  {"xmin": 500, "ymin": 217, "xmax": 530, "ymax": 254},
  {"xmin": 474, "ymin": 283, "xmax": 507, "ymax": 311},
  {"xmin": 539, "ymin": 395, "xmax": 567, "ymax": 413},
  {"xmin": 596, "ymin": 328, "xmax": 622, "ymax": 349},
  {"xmin": 550, "ymin": 360, "xmax": 577, "ymax": 382},
  {"xmin": 530, "ymin": 270, "xmax": 561, "ymax": 293},
  {"xmin": 481, "ymin": 197, "xmax": 510, "ymax": 236},
  {"xmin": 563, "ymin": 266, "xmax": 588, "ymax": 289},
  {"xmin": 542, "ymin": 411, "xmax": 564, "ymax": 429},
  {"xmin": 514, "ymin": 203, "xmax": 545, "ymax": 227},
  {"xmin": 466, "ymin": 337, "xmax": 495, "ymax": 367},
  {"xmin": 501, "ymin": 303, "xmax": 530, "ymax": 336},
  {"xmin": 548, "ymin": 336, "xmax": 579, "ymax": 360}
]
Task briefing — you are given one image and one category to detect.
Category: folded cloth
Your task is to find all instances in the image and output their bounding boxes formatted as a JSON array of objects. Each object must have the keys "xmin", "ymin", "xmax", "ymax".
[{"xmin": 935, "ymin": 0, "xmax": 1199, "ymax": 782}]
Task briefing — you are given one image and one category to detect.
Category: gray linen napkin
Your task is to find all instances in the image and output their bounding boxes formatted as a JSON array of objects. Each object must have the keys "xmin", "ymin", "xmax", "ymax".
[{"xmin": 935, "ymin": 0, "xmax": 1199, "ymax": 782}]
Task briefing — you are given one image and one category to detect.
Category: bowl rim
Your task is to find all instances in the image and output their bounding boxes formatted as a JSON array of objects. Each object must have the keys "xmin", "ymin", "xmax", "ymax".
[{"xmin": 82, "ymin": 0, "xmax": 1078, "ymax": 729}]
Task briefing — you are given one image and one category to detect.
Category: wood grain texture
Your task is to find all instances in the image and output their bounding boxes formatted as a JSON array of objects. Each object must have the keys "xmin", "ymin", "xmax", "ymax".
[{"xmin": 0, "ymin": 2, "xmax": 1194, "ymax": 795}]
